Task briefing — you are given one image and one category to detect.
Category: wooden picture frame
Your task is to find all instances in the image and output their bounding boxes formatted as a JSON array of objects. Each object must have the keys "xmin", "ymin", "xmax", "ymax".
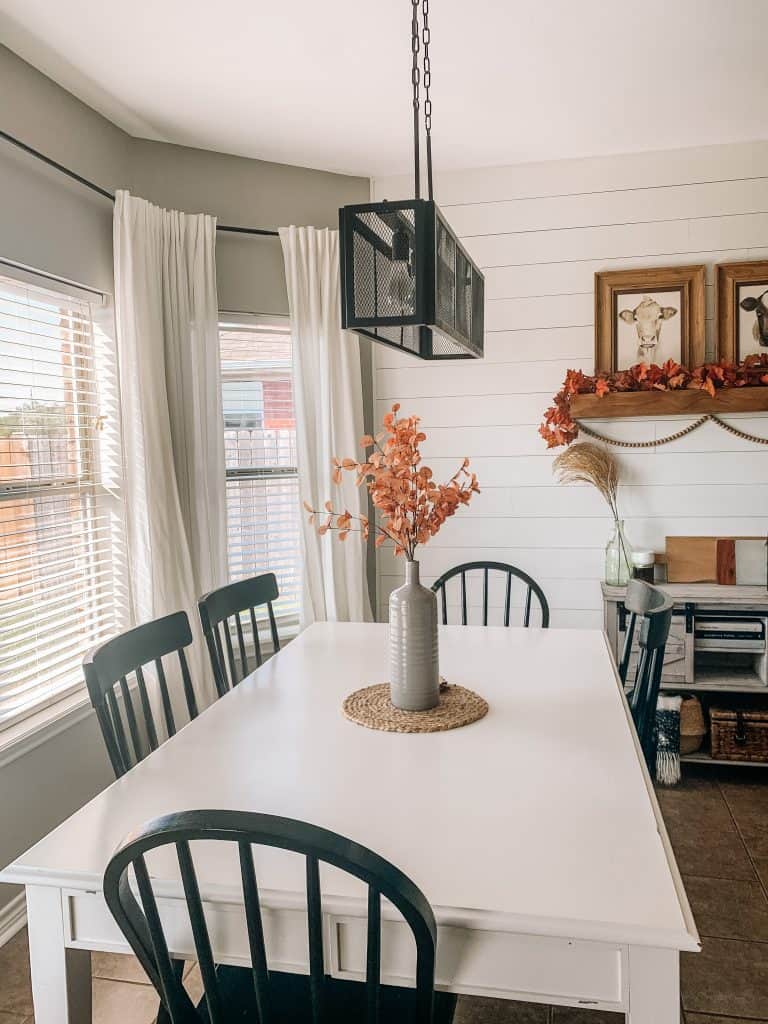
[
  {"xmin": 716, "ymin": 260, "xmax": 768, "ymax": 363},
  {"xmin": 594, "ymin": 265, "xmax": 706, "ymax": 373}
]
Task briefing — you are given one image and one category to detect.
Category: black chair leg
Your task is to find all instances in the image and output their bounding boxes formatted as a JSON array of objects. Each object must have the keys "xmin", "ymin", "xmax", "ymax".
[{"xmin": 156, "ymin": 959, "xmax": 186, "ymax": 1024}]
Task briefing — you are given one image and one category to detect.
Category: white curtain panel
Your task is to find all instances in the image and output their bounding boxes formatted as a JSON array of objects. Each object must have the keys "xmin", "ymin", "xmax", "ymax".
[
  {"xmin": 114, "ymin": 191, "xmax": 227, "ymax": 710},
  {"xmin": 279, "ymin": 225, "xmax": 372, "ymax": 626}
]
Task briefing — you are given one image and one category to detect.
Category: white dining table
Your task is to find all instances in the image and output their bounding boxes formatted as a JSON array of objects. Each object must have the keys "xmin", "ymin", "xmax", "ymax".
[{"xmin": 1, "ymin": 622, "xmax": 698, "ymax": 1023}]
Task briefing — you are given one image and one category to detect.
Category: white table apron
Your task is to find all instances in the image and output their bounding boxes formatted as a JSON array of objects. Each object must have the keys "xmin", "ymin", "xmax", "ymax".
[{"xmin": 2, "ymin": 623, "xmax": 699, "ymax": 1023}]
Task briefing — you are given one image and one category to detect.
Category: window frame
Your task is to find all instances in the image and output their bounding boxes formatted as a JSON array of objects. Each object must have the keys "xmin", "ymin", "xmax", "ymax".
[{"xmin": 0, "ymin": 269, "xmax": 126, "ymax": 738}]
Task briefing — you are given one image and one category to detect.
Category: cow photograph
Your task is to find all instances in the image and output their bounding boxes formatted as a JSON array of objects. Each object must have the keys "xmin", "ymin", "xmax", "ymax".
[
  {"xmin": 738, "ymin": 282, "xmax": 768, "ymax": 357},
  {"xmin": 594, "ymin": 265, "xmax": 706, "ymax": 373},
  {"xmin": 616, "ymin": 291, "xmax": 681, "ymax": 369},
  {"xmin": 715, "ymin": 259, "xmax": 768, "ymax": 363}
]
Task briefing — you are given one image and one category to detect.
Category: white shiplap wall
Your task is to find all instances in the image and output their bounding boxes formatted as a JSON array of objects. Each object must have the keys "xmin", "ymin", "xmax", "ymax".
[{"xmin": 371, "ymin": 142, "xmax": 768, "ymax": 627}]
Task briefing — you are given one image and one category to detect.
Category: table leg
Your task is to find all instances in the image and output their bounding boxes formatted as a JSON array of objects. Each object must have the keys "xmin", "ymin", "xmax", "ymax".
[
  {"xmin": 26, "ymin": 886, "xmax": 92, "ymax": 1024},
  {"xmin": 627, "ymin": 945, "xmax": 680, "ymax": 1023}
]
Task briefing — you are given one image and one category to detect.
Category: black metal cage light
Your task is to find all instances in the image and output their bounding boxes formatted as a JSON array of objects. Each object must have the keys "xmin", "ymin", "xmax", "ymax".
[{"xmin": 339, "ymin": 1, "xmax": 484, "ymax": 360}]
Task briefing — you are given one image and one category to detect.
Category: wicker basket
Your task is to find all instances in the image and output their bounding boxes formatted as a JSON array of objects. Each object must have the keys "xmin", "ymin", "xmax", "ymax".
[
  {"xmin": 680, "ymin": 696, "xmax": 706, "ymax": 755},
  {"xmin": 710, "ymin": 707, "xmax": 768, "ymax": 762}
]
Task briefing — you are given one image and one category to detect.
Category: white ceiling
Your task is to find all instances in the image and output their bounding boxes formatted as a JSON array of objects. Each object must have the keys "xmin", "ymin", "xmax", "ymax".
[{"xmin": 2, "ymin": 0, "xmax": 767, "ymax": 179}]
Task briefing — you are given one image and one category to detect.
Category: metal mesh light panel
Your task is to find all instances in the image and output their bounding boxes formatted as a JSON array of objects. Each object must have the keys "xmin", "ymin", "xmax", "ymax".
[{"xmin": 351, "ymin": 210, "xmax": 416, "ymax": 317}]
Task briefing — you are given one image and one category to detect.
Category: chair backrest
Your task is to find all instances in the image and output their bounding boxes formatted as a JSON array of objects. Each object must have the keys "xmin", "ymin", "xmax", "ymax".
[
  {"xmin": 198, "ymin": 573, "xmax": 281, "ymax": 696},
  {"xmin": 430, "ymin": 561, "xmax": 550, "ymax": 628},
  {"xmin": 103, "ymin": 810, "xmax": 438, "ymax": 1024},
  {"xmin": 618, "ymin": 580, "xmax": 674, "ymax": 767},
  {"xmin": 83, "ymin": 611, "xmax": 199, "ymax": 778}
]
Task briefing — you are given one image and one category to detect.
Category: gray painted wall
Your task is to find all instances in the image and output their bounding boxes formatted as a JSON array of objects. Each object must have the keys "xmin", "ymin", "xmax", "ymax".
[
  {"xmin": 0, "ymin": 45, "xmax": 369, "ymax": 308},
  {"xmin": 0, "ymin": 45, "xmax": 130, "ymax": 292},
  {"xmin": 130, "ymin": 138, "xmax": 369, "ymax": 313},
  {"xmin": 0, "ymin": 43, "xmax": 370, "ymax": 919}
]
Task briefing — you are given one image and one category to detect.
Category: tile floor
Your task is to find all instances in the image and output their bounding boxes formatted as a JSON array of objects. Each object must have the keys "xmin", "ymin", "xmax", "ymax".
[{"xmin": 0, "ymin": 765, "xmax": 765, "ymax": 1023}]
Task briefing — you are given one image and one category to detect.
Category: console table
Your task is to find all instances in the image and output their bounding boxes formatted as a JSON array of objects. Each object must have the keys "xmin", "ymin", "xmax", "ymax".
[{"xmin": 603, "ymin": 583, "xmax": 768, "ymax": 768}]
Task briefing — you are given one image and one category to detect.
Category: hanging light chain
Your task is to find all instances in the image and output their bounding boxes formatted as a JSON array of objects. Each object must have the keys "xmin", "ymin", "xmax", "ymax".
[
  {"xmin": 411, "ymin": 0, "xmax": 421, "ymax": 199},
  {"xmin": 422, "ymin": 0, "xmax": 434, "ymax": 199}
]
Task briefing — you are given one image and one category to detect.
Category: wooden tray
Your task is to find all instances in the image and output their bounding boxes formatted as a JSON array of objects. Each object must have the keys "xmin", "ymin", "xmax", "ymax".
[{"xmin": 666, "ymin": 536, "xmax": 766, "ymax": 585}]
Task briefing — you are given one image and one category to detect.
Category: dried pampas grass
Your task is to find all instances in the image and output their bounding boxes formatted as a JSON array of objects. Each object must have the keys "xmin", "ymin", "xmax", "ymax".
[{"xmin": 552, "ymin": 442, "xmax": 620, "ymax": 518}]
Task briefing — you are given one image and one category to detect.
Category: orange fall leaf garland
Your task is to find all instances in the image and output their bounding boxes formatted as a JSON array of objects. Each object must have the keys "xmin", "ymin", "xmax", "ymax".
[
  {"xmin": 539, "ymin": 354, "xmax": 768, "ymax": 448},
  {"xmin": 304, "ymin": 404, "xmax": 480, "ymax": 559}
]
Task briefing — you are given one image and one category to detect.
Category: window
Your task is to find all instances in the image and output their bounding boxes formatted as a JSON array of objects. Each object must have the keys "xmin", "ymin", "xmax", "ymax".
[
  {"xmin": 219, "ymin": 316, "xmax": 301, "ymax": 626},
  {"xmin": 0, "ymin": 273, "xmax": 125, "ymax": 731}
]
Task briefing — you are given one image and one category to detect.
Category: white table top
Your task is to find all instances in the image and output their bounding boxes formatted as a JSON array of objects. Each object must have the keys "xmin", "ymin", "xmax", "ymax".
[{"xmin": 1, "ymin": 623, "xmax": 698, "ymax": 951}]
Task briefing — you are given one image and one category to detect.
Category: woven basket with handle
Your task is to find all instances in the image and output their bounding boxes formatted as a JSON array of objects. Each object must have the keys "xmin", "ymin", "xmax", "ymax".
[{"xmin": 710, "ymin": 707, "xmax": 768, "ymax": 762}]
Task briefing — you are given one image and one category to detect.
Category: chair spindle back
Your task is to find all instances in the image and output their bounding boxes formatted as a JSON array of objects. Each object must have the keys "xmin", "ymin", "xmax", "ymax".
[
  {"xmin": 618, "ymin": 580, "xmax": 674, "ymax": 768},
  {"xmin": 431, "ymin": 561, "xmax": 550, "ymax": 628},
  {"xmin": 198, "ymin": 573, "xmax": 281, "ymax": 696},
  {"xmin": 83, "ymin": 611, "xmax": 199, "ymax": 778},
  {"xmin": 103, "ymin": 810, "xmax": 439, "ymax": 1024}
]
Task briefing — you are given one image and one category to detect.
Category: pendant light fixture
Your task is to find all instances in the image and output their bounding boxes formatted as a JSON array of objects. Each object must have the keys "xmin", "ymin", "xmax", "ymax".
[{"xmin": 339, "ymin": 0, "xmax": 484, "ymax": 360}]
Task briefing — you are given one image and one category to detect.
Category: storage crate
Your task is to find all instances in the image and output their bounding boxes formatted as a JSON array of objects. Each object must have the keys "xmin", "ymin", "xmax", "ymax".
[{"xmin": 710, "ymin": 706, "xmax": 768, "ymax": 762}]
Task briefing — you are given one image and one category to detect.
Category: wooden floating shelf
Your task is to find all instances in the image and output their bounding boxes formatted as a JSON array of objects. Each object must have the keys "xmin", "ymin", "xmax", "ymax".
[{"xmin": 571, "ymin": 387, "xmax": 768, "ymax": 420}]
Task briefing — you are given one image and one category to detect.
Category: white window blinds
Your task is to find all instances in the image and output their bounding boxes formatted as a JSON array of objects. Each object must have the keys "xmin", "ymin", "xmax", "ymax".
[
  {"xmin": 219, "ymin": 317, "xmax": 301, "ymax": 625},
  {"xmin": 0, "ymin": 274, "xmax": 126, "ymax": 730}
]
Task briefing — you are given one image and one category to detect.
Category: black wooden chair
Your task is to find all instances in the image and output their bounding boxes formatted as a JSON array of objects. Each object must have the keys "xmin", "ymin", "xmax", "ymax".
[
  {"xmin": 617, "ymin": 580, "xmax": 674, "ymax": 769},
  {"xmin": 198, "ymin": 573, "xmax": 282, "ymax": 696},
  {"xmin": 103, "ymin": 810, "xmax": 456, "ymax": 1024},
  {"xmin": 431, "ymin": 561, "xmax": 550, "ymax": 628},
  {"xmin": 83, "ymin": 611, "xmax": 200, "ymax": 779}
]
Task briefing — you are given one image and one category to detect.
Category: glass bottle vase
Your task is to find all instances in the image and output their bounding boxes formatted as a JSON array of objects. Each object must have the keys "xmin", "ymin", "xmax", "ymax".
[{"xmin": 605, "ymin": 519, "xmax": 632, "ymax": 586}]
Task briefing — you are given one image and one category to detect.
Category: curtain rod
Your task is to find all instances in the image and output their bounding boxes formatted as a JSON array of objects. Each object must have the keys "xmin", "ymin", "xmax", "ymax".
[{"xmin": 0, "ymin": 129, "xmax": 281, "ymax": 238}]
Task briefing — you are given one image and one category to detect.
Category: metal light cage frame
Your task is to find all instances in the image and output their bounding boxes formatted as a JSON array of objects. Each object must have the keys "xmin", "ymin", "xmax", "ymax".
[{"xmin": 339, "ymin": 198, "xmax": 484, "ymax": 360}]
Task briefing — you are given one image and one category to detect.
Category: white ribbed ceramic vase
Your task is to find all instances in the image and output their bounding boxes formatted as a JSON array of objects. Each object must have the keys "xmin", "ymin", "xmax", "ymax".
[{"xmin": 389, "ymin": 559, "xmax": 439, "ymax": 711}]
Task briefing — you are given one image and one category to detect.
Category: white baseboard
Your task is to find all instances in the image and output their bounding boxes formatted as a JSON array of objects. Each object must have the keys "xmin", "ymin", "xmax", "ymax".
[{"xmin": 0, "ymin": 892, "xmax": 26, "ymax": 947}]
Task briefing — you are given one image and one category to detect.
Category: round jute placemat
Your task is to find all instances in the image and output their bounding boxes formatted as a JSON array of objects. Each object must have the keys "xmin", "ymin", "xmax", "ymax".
[{"xmin": 342, "ymin": 682, "xmax": 488, "ymax": 734}]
